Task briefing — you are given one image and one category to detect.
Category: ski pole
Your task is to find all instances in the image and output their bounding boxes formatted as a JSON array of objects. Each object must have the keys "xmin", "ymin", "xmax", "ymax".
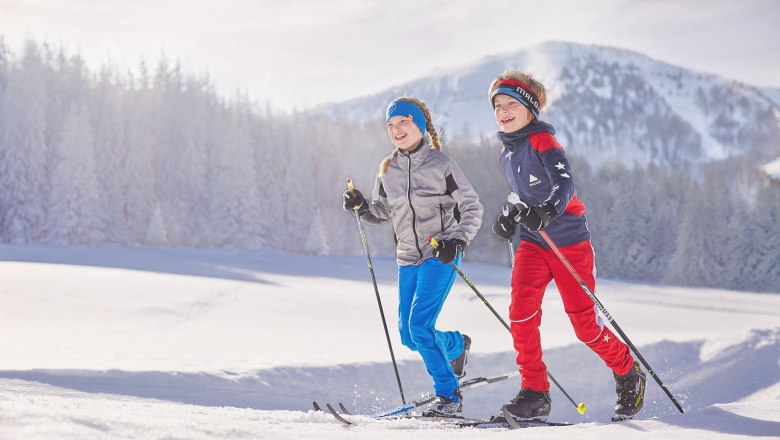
[
  {"xmin": 346, "ymin": 178, "xmax": 406, "ymax": 405},
  {"xmin": 508, "ymin": 239, "xmax": 515, "ymax": 268},
  {"xmin": 428, "ymin": 236, "xmax": 586, "ymax": 415},
  {"xmin": 537, "ymin": 230, "xmax": 685, "ymax": 413},
  {"xmin": 503, "ymin": 205, "xmax": 515, "ymax": 269}
]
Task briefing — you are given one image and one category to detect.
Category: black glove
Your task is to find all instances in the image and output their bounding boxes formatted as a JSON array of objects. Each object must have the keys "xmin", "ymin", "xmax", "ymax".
[
  {"xmin": 515, "ymin": 201, "xmax": 557, "ymax": 231},
  {"xmin": 492, "ymin": 203, "xmax": 519, "ymax": 240},
  {"xmin": 343, "ymin": 188, "xmax": 369, "ymax": 216},
  {"xmin": 433, "ymin": 238, "xmax": 466, "ymax": 264}
]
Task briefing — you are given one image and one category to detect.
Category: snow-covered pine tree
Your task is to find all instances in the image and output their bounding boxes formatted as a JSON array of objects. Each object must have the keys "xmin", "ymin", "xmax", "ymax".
[
  {"xmin": 585, "ymin": 161, "xmax": 629, "ymax": 279},
  {"xmin": 0, "ymin": 42, "xmax": 49, "ymax": 243},
  {"xmin": 205, "ymin": 97, "xmax": 261, "ymax": 248},
  {"xmin": 748, "ymin": 184, "xmax": 780, "ymax": 291},
  {"xmin": 91, "ymin": 66, "xmax": 128, "ymax": 242},
  {"xmin": 145, "ymin": 202, "xmax": 168, "ymax": 245},
  {"xmin": 277, "ymin": 111, "xmax": 314, "ymax": 252},
  {"xmin": 250, "ymin": 104, "xmax": 283, "ymax": 249},
  {"xmin": 723, "ymin": 193, "xmax": 755, "ymax": 291},
  {"xmin": 303, "ymin": 208, "xmax": 329, "ymax": 255},
  {"xmin": 123, "ymin": 68, "xmax": 158, "ymax": 244},
  {"xmin": 666, "ymin": 173, "xmax": 731, "ymax": 287},
  {"xmin": 154, "ymin": 63, "xmax": 209, "ymax": 245},
  {"xmin": 644, "ymin": 165, "xmax": 684, "ymax": 280},
  {"xmin": 45, "ymin": 102, "xmax": 103, "ymax": 244},
  {"xmin": 603, "ymin": 168, "xmax": 654, "ymax": 281}
]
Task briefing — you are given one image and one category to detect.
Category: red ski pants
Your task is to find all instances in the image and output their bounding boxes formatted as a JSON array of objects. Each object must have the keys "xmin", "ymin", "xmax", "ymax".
[{"xmin": 509, "ymin": 240, "xmax": 634, "ymax": 392}]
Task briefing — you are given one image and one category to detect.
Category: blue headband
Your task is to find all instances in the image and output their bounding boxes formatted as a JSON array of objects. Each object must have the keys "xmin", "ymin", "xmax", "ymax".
[{"xmin": 386, "ymin": 99, "xmax": 426, "ymax": 135}]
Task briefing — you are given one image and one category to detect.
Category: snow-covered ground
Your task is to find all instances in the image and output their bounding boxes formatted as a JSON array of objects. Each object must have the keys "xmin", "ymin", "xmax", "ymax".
[{"xmin": 1, "ymin": 245, "xmax": 779, "ymax": 439}]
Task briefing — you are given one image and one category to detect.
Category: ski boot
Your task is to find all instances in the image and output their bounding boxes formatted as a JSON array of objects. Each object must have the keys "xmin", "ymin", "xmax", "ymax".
[
  {"xmin": 450, "ymin": 334, "xmax": 471, "ymax": 379},
  {"xmin": 613, "ymin": 361, "xmax": 646, "ymax": 421},
  {"xmin": 501, "ymin": 388, "xmax": 551, "ymax": 421},
  {"xmin": 421, "ymin": 391, "xmax": 462, "ymax": 417}
]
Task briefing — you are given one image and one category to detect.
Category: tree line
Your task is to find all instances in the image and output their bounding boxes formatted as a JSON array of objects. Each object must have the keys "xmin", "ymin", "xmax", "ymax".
[{"xmin": 0, "ymin": 41, "xmax": 777, "ymax": 292}]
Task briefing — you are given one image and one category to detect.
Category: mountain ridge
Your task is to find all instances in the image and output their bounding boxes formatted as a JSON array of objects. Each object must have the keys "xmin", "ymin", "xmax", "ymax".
[{"xmin": 324, "ymin": 41, "xmax": 780, "ymax": 171}]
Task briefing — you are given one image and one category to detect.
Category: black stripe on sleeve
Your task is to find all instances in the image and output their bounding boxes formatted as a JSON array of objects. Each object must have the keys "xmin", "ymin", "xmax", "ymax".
[{"xmin": 445, "ymin": 173, "xmax": 459, "ymax": 195}]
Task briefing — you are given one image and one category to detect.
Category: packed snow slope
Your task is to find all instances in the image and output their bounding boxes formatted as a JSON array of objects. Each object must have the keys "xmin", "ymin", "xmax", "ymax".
[{"xmin": 1, "ymin": 245, "xmax": 778, "ymax": 439}]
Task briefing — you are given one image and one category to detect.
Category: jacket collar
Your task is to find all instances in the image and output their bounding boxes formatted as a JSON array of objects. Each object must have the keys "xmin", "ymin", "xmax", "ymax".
[
  {"xmin": 398, "ymin": 139, "xmax": 431, "ymax": 165},
  {"xmin": 497, "ymin": 120, "xmax": 555, "ymax": 151}
]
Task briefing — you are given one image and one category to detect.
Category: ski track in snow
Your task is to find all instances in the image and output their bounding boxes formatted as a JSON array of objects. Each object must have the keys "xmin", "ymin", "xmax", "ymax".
[
  {"xmin": 1, "ymin": 245, "xmax": 779, "ymax": 439},
  {"xmin": 1, "ymin": 379, "xmax": 779, "ymax": 439}
]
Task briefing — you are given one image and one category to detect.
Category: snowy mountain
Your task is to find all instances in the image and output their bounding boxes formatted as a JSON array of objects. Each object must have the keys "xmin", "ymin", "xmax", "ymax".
[
  {"xmin": 325, "ymin": 41, "xmax": 780, "ymax": 171},
  {"xmin": 1, "ymin": 245, "xmax": 778, "ymax": 438}
]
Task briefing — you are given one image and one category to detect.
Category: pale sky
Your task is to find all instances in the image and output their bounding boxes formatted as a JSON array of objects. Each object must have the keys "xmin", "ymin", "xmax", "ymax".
[{"xmin": 1, "ymin": 0, "xmax": 778, "ymax": 111}]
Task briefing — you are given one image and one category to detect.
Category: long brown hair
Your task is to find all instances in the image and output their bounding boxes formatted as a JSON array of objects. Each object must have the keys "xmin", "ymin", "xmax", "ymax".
[{"xmin": 378, "ymin": 97, "xmax": 442, "ymax": 176}]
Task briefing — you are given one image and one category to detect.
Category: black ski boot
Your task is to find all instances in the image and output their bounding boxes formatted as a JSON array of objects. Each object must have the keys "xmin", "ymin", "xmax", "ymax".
[
  {"xmin": 450, "ymin": 334, "xmax": 471, "ymax": 379},
  {"xmin": 502, "ymin": 388, "xmax": 551, "ymax": 421},
  {"xmin": 613, "ymin": 361, "xmax": 646, "ymax": 421},
  {"xmin": 421, "ymin": 391, "xmax": 463, "ymax": 417}
]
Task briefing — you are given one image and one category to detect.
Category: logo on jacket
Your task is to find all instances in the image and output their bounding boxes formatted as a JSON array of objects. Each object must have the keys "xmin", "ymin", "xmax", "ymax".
[{"xmin": 529, "ymin": 174, "xmax": 541, "ymax": 187}]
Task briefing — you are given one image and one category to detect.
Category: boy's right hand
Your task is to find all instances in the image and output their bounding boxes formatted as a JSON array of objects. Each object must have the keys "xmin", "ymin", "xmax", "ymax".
[
  {"xmin": 343, "ymin": 188, "xmax": 369, "ymax": 216},
  {"xmin": 492, "ymin": 203, "xmax": 519, "ymax": 240}
]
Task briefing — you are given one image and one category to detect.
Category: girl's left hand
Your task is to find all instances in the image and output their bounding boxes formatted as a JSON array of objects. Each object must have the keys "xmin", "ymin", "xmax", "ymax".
[{"xmin": 433, "ymin": 238, "xmax": 465, "ymax": 264}]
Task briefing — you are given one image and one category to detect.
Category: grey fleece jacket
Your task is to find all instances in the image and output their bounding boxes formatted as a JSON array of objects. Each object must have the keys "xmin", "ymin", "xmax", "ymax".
[{"xmin": 362, "ymin": 142, "xmax": 483, "ymax": 266}]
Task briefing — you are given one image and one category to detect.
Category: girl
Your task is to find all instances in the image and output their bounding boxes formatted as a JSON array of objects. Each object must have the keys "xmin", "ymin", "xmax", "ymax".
[
  {"xmin": 488, "ymin": 70, "xmax": 646, "ymax": 421},
  {"xmin": 342, "ymin": 97, "xmax": 483, "ymax": 416}
]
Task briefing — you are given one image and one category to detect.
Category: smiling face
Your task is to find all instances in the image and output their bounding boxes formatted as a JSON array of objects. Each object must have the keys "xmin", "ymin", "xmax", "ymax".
[
  {"xmin": 493, "ymin": 94, "xmax": 533, "ymax": 133},
  {"xmin": 386, "ymin": 115, "xmax": 424, "ymax": 150}
]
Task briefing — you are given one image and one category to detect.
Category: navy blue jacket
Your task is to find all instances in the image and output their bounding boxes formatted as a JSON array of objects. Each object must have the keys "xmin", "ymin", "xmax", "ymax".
[{"xmin": 497, "ymin": 121, "xmax": 590, "ymax": 248}]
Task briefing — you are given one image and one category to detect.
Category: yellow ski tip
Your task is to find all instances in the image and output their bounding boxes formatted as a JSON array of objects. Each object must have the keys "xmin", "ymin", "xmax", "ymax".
[
  {"xmin": 346, "ymin": 178, "xmax": 354, "ymax": 191},
  {"xmin": 577, "ymin": 402, "xmax": 587, "ymax": 415}
]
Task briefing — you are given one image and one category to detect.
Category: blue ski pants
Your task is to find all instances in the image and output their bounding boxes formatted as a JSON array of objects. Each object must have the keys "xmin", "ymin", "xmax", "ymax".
[{"xmin": 397, "ymin": 255, "xmax": 465, "ymax": 400}]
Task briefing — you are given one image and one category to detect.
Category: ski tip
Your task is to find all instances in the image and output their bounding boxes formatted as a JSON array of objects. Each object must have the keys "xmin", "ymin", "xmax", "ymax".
[
  {"xmin": 312, "ymin": 401, "xmax": 322, "ymax": 412},
  {"xmin": 576, "ymin": 402, "xmax": 587, "ymax": 415},
  {"xmin": 326, "ymin": 403, "xmax": 354, "ymax": 426},
  {"xmin": 346, "ymin": 178, "xmax": 354, "ymax": 190},
  {"xmin": 338, "ymin": 402, "xmax": 352, "ymax": 415}
]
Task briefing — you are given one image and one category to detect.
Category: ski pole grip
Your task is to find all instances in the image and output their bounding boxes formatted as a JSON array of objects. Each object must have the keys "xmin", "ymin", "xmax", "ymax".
[{"xmin": 427, "ymin": 236, "xmax": 439, "ymax": 248}]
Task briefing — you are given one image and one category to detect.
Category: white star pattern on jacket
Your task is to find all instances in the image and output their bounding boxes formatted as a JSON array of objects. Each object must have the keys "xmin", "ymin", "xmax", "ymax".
[{"xmin": 555, "ymin": 162, "xmax": 566, "ymax": 170}]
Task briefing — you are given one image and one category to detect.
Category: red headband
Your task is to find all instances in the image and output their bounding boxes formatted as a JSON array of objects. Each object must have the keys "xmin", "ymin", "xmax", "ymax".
[{"xmin": 495, "ymin": 79, "xmax": 535, "ymax": 95}]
